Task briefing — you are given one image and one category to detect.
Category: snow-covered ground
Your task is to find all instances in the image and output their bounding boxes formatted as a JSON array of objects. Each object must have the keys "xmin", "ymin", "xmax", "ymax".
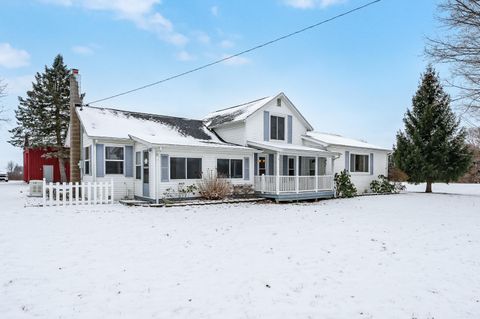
[{"xmin": 1, "ymin": 181, "xmax": 480, "ymax": 319}]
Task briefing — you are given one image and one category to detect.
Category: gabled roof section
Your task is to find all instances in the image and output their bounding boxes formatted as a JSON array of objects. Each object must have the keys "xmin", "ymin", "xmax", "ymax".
[
  {"xmin": 203, "ymin": 92, "xmax": 314, "ymax": 131},
  {"xmin": 303, "ymin": 132, "xmax": 391, "ymax": 151},
  {"xmin": 76, "ymin": 106, "xmax": 249, "ymax": 149}
]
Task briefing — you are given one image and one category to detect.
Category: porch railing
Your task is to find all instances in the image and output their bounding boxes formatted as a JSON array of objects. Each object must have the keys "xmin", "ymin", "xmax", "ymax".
[{"xmin": 254, "ymin": 175, "xmax": 334, "ymax": 194}]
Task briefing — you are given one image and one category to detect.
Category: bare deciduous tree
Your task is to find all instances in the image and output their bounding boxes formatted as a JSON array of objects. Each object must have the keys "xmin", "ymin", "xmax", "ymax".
[
  {"xmin": 426, "ymin": 0, "xmax": 480, "ymax": 120},
  {"xmin": 0, "ymin": 79, "xmax": 7, "ymax": 123}
]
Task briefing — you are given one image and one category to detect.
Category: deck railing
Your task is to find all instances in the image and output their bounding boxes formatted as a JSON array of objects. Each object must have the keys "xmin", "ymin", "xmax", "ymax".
[
  {"xmin": 254, "ymin": 175, "xmax": 334, "ymax": 194},
  {"xmin": 42, "ymin": 179, "xmax": 114, "ymax": 207}
]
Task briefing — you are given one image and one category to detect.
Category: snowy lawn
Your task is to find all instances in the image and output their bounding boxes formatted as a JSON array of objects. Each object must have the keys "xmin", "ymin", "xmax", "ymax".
[{"xmin": 1, "ymin": 182, "xmax": 480, "ymax": 319}]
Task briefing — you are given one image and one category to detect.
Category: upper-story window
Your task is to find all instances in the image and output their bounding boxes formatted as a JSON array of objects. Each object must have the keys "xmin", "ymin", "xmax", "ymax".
[
  {"xmin": 270, "ymin": 115, "xmax": 285, "ymax": 140},
  {"xmin": 350, "ymin": 154, "xmax": 369, "ymax": 173},
  {"xmin": 105, "ymin": 146, "xmax": 124, "ymax": 175},
  {"xmin": 276, "ymin": 98, "xmax": 282, "ymax": 107}
]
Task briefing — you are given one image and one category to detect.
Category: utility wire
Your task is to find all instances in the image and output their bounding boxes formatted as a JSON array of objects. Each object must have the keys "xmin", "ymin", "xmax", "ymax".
[{"xmin": 87, "ymin": 0, "xmax": 381, "ymax": 105}]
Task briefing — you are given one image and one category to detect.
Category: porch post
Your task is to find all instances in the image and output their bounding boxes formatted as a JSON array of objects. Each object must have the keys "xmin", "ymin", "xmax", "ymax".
[
  {"xmin": 315, "ymin": 156, "xmax": 318, "ymax": 192},
  {"xmin": 295, "ymin": 155, "xmax": 299, "ymax": 194},
  {"xmin": 330, "ymin": 156, "xmax": 335, "ymax": 190},
  {"xmin": 275, "ymin": 152, "xmax": 280, "ymax": 195}
]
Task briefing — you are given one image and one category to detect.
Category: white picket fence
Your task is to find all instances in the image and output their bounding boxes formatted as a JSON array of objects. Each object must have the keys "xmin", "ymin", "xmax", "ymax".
[{"xmin": 42, "ymin": 179, "xmax": 114, "ymax": 207}]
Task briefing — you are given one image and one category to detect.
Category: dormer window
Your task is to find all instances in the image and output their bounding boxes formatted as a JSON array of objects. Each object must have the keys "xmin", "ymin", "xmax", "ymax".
[
  {"xmin": 270, "ymin": 115, "xmax": 285, "ymax": 140},
  {"xmin": 276, "ymin": 98, "xmax": 281, "ymax": 107}
]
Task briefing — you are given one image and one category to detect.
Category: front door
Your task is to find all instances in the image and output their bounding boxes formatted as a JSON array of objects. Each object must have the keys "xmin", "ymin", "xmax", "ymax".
[
  {"xmin": 43, "ymin": 165, "xmax": 53, "ymax": 182},
  {"xmin": 142, "ymin": 151, "xmax": 149, "ymax": 197},
  {"xmin": 258, "ymin": 156, "xmax": 266, "ymax": 176}
]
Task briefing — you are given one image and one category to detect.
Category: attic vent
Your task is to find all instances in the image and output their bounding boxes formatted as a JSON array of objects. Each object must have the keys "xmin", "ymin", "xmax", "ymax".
[{"xmin": 276, "ymin": 98, "xmax": 281, "ymax": 107}]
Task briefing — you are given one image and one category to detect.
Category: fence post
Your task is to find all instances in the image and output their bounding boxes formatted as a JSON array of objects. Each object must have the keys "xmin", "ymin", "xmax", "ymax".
[
  {"xmin": 48, "ymin": 182, "xmax": 53, "ymax": 206},
  {"xmin": 62, "ymin": 183, "xmax": 67, "ymax": 206},
  {"xmin": 69, "ymin": 182, "xmax": 73, "ymax": 205},
  {"xmin": 42, "ymin": 178, "xmax": 46, "ymax": 207}
]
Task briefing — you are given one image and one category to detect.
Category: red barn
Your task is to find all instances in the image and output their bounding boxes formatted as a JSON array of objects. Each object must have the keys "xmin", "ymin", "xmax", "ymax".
[{"xmin": 23, "ymin": 147, "xmax": 70, "ymax": 183}]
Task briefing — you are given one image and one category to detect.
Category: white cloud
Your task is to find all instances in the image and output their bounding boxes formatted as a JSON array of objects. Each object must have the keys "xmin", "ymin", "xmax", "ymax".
[
  {"xmin": 4, "ymin": 75, "xmax": 34, "ymax": 95},
  {"xmin": 72, "ymin": 45, "xmax": 95, "ymax": 55},
  {"xmin": 40, "ymin": 0, "xmax": 188, "ymax": 46},
  {"xmin": 0, "ymin": 43, "xmax": 30, "ymax": 69},
  {"xmin": 222, "ymin": 54, "xmax": 250, "ymax": 66},
  {"xmin": 175, "ymin": 50, "xmax": 195, "ymax": 61},
  {"xmin": 210, "ymin": 5, "xmax": 219, "ymax": 16},
  {"xmin": 193, "ymin": 31, "xmax": 210, "ymax": 45},
  {"xmin": 284, "ymin": 0, "xmax": 345, "ymax": 9},
  {"xmin": 219, "ymin": 40, "xmax": 234, "ymax": 49}
]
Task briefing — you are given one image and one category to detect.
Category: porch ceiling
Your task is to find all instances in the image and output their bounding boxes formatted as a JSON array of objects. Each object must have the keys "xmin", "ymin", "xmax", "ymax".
[{"xmin": 247, "ymin": 140, "xmax": 337, "ymax": 156}]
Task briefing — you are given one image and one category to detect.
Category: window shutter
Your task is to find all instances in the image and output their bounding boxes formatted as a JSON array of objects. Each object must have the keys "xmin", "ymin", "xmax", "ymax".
[
  {"xmin": 161, "ymin": 154, "xmax": 169, "ymax": 182},
  {"xmin": 124, "ymin": 146, "xmax": 134, "ymax": 177},
  {"xmin": 287, "ymin": 115, "xmax": 293, "ymax": 144},
  {"xmin": 254, "ymin": 153, "xmax": 258, "ymax": 176},
  {"xmin": 370, "ymin": 153, "xmax": 374, "ymax": 175},
  {"xmin": 96, "ymin": 144, "xmax": 104, "ymax": 177},
  {"xmin": 244, "ymin": 157, "xmax": 250, "ymax": 181},
  {"xmin": 268, "ymin": 154, "xmax": 274, "ymax": 175},
  {"xmin": 345, "ymin": 151, "xmax": 350, "ymax": 172},
  {"xmin": 282, "ymin": 155, "xmax": 288, "ymax": 175},
  {"xmin": 264, "ymin": 111, "xmax": 270, "ymax": 141}
]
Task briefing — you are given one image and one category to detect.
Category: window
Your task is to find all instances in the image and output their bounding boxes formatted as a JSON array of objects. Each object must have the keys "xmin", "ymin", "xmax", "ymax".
[
  {"xmin": 276, "ymin": 98, "xmax": 282, "ymax": 107},
  {"xmin": 270, "ymin": 116, "xmax": 285, "ymax": 140},
  {"xmin": 318, "ymin": 157, "xmax": 327, "ymax": 175},
  {"xmin": 217, "ymin": 159, "xmax": 229, "ymax": 178},
  {"xmin": 231, "ymin": 159, "xmax": 243, "ymax": 178},
  {"xmin": 170, "ymin": 157, "xmax": 202, "ymax": 180},
  {"xmin": 288, "ymin": 157, "xmax": 295, "ymax": 176},
  {"xmin": 350, "ymin": 154, "xmax": 369, "ymax": 173},
  {"xmin": 217, "ymin": 159, "xmax": 243, "ymax": 178},
  {"xmin": 187, "ymin": 158, "xmax": 202, "ymax": 179},
  {"xmin": 299, "ymin": 157, "xmax": 316, "ymax": 176},
  {"xmin": 258, "ymin": 156, "xmax": 266, "ymax": 176},
  {"xmin": 105, "ymin": 146, "xmax": 124, "ymax": 174},
  {"xmin": 135, "ymin": 152, "xmax": 141, "ymax": 180},
  {"xmin": 84, "ymin": 146, "xmax": 90, "ymax": 175}
]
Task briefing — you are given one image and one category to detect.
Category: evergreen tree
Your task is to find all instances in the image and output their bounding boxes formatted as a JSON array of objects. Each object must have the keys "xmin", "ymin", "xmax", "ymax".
[
  {"xmin": 9, "ymin": 55, "xmax": 71, "ymax": 182},
  {"xmin": 393, "ymin": 66, "xmax": 472, "ymax": 193}
]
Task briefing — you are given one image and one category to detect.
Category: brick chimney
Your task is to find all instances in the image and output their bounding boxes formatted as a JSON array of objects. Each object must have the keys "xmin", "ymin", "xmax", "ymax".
[{"xmin": 69, "ymin": 69, "xmax": 82, "ymax": 183}]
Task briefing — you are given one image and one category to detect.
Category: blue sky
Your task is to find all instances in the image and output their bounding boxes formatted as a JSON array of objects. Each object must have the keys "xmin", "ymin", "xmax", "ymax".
[{"xmin": 0, "ymin": 0, "xmax": 443, "ymax": 169}]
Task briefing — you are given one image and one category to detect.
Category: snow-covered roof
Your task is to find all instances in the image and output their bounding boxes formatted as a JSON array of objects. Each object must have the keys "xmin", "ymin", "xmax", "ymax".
[
  {"xmin": 247, "ymin": 140, "xmax": 337, "ymax": 156},
  {"xmin": 304, "ymin": 132, "xmax": 391, "ymax": 151},
  {"xmin": 204, "ymin": 96, "xmax": 274, "ymax": 128},
  {"xmin": 203, "ymin": 93, "xmax": 314, "ymax": 130},
  {"xmin": 76, "ymin": 106, "xmax": 250, "ymax": 149}
]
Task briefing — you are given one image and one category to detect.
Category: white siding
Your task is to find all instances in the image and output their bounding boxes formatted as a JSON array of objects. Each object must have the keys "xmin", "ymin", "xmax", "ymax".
[
  {"xmin": 329, "ymin": 146, "xmax": 389, "ymax": 193},
  {"xmin": 214, "ymin": 123, "xmax": 246, "ymax": 145},
  {"xmin": 155, "ymin": 146, "xmax": 254, "ymax": 200},
  {"xmin": 245, "ymin": 97, "xmax": 310, "ymax": 145},
  {"xmin": 81, "ymin": 134, "xmax": 136, "ymax": 200}
]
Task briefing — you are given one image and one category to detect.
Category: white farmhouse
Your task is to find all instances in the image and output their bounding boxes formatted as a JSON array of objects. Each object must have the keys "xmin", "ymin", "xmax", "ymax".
[{"xmin": 68, "ymin": 74, "xmax": 390, "ymax": 202}]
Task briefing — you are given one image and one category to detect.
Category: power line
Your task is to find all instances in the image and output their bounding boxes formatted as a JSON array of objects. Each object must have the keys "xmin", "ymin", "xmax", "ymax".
[{"xmin": 87, "ymin": 0, "xmax": 381, "ymax": 105}]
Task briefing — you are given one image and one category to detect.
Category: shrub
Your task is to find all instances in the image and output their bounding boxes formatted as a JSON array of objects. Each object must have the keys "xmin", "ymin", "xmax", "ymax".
[
  {"xmin": 197, "ymin": 170, "xmax": 232, "ymax": 200},
  {"xmin": 370, "ymin": 175, "xmax": 405, "ymax": 194},
  {"xmin": 232, "ymin": 184, "xmax": 255, "ymax": 198},
  {"xmin": 334, "ymin": 170, "xmax": 357, "ymax": 198}
]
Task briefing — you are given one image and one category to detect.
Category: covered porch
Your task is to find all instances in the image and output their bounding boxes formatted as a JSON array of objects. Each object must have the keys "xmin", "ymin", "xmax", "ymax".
[{"xmin": 248, "ymin": 141, "xmax": 338, "ymax": 202}]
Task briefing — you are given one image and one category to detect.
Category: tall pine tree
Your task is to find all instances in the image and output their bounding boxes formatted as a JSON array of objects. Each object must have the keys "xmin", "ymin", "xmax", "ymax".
[
  {"xmin": 9, "ymin": 55, "xmax": 71, "ymax": 182},
  {"xmin": 393, "ymin": 66, "xmax": 472, "ymax": 193}
]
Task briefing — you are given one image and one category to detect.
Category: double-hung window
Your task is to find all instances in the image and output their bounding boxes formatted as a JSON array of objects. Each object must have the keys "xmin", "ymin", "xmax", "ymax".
[
  {"xmin": 135, "ymin": 152, "xmax": 141, "ymax": 180},
  {"xmin": 350, "ymin": 154, "xmax": 369, "ymax": 173},
  {"xmin": 84, "ymin": 146, "xmax": 91, "ymax": 175},
  {"xmin": 105, "ymin": 146, "xmax": 124, "ymax": 175},
  {"xmin": 270, "ymin": 116, "xmax": 285, "ymax": 140},
  {"xmin": 170, "ymin": 157, "xmax": 202, "ymax": 180},
  {"xmin": 217, "ymin": 159, "xmax": 243, "ymax": 178}
]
